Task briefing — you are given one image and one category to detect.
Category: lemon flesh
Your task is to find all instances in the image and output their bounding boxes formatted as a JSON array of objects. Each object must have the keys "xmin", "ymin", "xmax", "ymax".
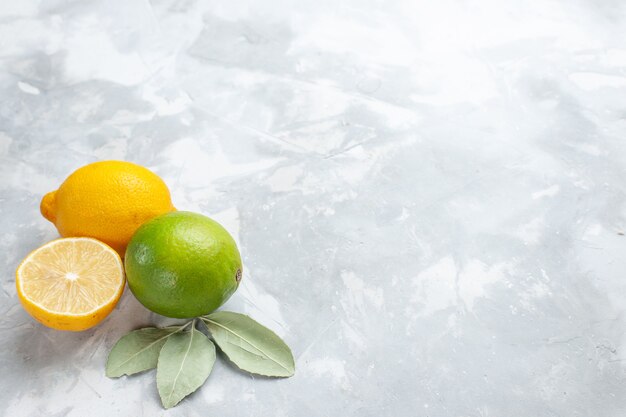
[{"xmin": 16, "ymin": 238, "xmax": 125, "ymax": 331}]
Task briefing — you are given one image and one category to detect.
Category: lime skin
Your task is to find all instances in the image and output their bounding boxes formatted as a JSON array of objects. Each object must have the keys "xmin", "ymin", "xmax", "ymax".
[{"xmin": 125, "ymin": 211, "xmax": 242, "ymax": 318}]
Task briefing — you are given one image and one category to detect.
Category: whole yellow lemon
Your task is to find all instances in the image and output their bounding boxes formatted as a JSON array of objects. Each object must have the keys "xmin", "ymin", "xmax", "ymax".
[{"xmin": 40, "ymin": 161, "xmax": 175, "ymax": 256}]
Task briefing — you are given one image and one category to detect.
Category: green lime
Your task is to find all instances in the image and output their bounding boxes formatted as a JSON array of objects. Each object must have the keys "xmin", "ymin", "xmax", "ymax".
[{"xmin": 125, "ymin": 211, "xmax": 242, "ymax": 318}]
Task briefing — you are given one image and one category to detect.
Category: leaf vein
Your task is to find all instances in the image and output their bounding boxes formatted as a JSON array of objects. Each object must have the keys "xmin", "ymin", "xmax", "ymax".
[{"xmin": 166, "ymin": 327, "xmax": 195, "ymax": 405}]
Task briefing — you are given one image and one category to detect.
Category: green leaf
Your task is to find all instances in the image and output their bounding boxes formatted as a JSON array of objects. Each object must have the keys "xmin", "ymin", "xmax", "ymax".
[
  {"xmin": 106, "ymin": 327, "xmax": 183, "ymax": 378},
  {"xmin": 157, "ymin": 325, "xmax": 216, "ymax": 409},
  {"xmin": 201, "ymin": 311, "xmax": 295, "ymax": 377}
]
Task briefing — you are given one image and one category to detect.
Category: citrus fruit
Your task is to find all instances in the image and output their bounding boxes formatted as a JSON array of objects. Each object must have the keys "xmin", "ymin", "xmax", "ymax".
[
  {"xmin": 15, "ymin": 237, "xmax": 125, "ymax": 331},
  {"xmin": 125, "ymin": 211, "xmax": 242, "ymax": 318},
  {"xmin": 40, "ymin": 160, "xmax": 175, "ymax": 256}
]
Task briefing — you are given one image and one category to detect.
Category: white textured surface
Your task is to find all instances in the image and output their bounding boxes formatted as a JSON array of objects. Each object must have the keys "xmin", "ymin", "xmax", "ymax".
[{"xmin": 1, "ymin": 1, "xmax": 626, "ymax": 416}]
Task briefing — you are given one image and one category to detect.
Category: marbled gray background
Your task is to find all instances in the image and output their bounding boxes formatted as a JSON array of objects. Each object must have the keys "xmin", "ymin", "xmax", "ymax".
[{"xmin": 1, "ymin": 0, "xmax": 626, "ymax": 416}]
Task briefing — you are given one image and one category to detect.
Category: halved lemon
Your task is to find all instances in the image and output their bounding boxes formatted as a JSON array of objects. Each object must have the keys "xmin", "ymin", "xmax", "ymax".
[{"xmin": 16, "ymin": 237, "xmax": 125, "ymax": 331}]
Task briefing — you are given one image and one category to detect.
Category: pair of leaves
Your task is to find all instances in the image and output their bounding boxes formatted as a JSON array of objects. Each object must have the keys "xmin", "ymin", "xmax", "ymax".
[
  {"xmin": 106, "ymin": 312, "xmax": 295, "ymax": 409},
  {"xmin": 106, "ymin": 322, "xmax": 214, "ymax": 408}
]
